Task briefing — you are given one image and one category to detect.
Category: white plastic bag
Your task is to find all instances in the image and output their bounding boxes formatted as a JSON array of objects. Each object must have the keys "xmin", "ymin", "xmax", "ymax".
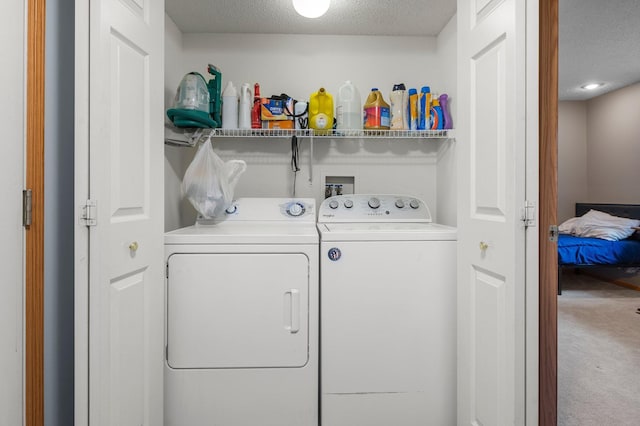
[{"xmin": 182, "ymin": 137, "xmax": 247, "ymax": 219}]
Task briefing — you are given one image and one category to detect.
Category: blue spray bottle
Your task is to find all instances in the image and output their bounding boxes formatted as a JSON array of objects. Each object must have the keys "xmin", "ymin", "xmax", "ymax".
[{"xmin": 418, "ymin": 86, "xmax": 431, "ymax": 130}]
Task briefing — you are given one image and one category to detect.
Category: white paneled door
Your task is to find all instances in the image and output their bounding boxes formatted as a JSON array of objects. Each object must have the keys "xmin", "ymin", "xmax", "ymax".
[
  {"xmin": 77, "ymin": 0, "xmax": 165, "ymax": 424},
  {"xmin": 0, "ymin": 0, "xmax": 24, "ymax": 424},
  {"xmin": 457, "ymin": 0, "xmax": 528, "ymax": 425}
]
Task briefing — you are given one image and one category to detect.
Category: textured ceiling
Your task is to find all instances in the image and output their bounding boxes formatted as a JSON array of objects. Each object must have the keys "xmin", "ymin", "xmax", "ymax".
[
  {"xmin": 165, "ymin": 0, "xmax": 457, "ymax": 36},
  {"xmin": 165, "ymin": 0, "xmax": 640, "ymax": 101},
  {"xmin": 559, "ymin": 0, "xmax": 640, "ymax": 101}
]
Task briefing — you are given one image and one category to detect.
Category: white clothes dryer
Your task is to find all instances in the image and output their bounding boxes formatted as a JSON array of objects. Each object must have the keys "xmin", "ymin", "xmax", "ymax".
[
  {"xmin": 317, "ymin": 194, "xmax": 457, "ymax": 426},
  {"xmin": 164, "ymin": 198, "xmax": 318, "ymax": 426}
]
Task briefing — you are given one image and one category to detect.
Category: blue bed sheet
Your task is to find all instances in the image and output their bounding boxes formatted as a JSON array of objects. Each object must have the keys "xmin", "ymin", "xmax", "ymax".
[{"xmin": 558, "ymin": 234, "xmax": 640, "ymax": 266}]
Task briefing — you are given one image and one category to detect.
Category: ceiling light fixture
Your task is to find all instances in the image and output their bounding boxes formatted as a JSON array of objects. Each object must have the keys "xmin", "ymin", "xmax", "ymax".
[
  {"xmin": 581, "ymin": 83, "xmax": 603, "ymax": 91},
  {"xmin": 292, "ymin": 0, "xmax": 330, "ymax": 18}
]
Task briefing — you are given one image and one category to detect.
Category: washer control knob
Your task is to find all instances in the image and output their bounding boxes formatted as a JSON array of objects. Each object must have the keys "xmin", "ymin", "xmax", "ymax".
[
  {"xmin": 343, "ymin": 199, "xmax": 354, "ymax": 209},
  {"xmin": 409, "ymin": 199, "xmax": 420, "ymax": 209},
  {"xmin": 225, "ymin": 205, "xmax": 237, "ymax": 214},
  {"xmin": 395, "ymin": 199, "xmax": 405, "ymax": 209},
  {"xmin": 329, "ymin": 200, "xmax": 339, "ymax": 210},
  {"xmin": 287, "ymin": 202, "xmax": 305, "ymax": 217},
  {"xmin": 368, "ymin": 197, "xmax": 381, "ymax": 209}
]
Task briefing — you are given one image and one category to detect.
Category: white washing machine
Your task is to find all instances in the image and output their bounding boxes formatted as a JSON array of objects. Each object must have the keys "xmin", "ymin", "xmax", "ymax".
[
  {"xmin": 317, "ymin": 194, "xmax": 457, "ymax": 426},
  {"xmin": 164, "ymin": 198, "xmax": 318, "ymax": 426}
]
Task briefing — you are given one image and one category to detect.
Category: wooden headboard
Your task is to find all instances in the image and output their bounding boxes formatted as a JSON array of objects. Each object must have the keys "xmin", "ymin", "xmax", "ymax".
[{"xmin": 576, "ymin": 203, "xmax": 640, "ymax": 220}]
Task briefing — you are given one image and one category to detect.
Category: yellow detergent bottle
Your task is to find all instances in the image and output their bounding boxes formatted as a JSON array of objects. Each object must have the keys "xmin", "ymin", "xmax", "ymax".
[
  {"xmin": 363, "ymin": 88, "xmax": 390, "ymax": 130},
  {"xmin": 309, "ymin": 87, "xmax": 334, "ymax": 135}
]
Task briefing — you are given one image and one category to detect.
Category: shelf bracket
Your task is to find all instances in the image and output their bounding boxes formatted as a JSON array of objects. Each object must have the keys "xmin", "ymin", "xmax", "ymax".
[{"xmin": 308, "ymin": 133, "xmax": 313, "ymax": 184}]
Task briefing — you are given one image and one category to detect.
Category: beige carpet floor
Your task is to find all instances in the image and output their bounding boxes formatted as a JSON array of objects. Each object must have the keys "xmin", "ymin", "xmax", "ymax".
[{"xmin": 558, "ymin": 272, "xmax": 640, "ymax": 426}]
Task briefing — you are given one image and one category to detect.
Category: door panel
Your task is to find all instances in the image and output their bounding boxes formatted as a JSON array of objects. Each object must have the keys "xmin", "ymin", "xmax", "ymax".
[
  {"xmin": 87, "ymin": 0, "xmax": 164, "ymax": 424},
  {"xmin": 110, "ymin": 31, "xmax": 148, "ymax": 218},
  {"xmin": 167, "ymin": 253, "xmax": 310, "ymax": 369},
  {"xmin": 458, "ymin": 0, "xmax": 527, "ymax": 424},
  {"xmin": 472, "ymin": 35, "xmax": 507, "ymax": 217},
  {"xmin": 110, "ymin": 271, "xmax": 146, "ymax": 425}
]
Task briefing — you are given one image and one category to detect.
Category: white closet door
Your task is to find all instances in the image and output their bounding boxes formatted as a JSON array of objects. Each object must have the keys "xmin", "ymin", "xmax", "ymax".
[
  {"xmin": 81, "ymin": 0, "xmax": 165, "ymax": 424},
  {"xmin": 0, "ymin": 0, "xmax": 24, "ymax": 424},
  {"xmin": 457, "ymin": 0, "xmax": 528, "ymax": 424}
]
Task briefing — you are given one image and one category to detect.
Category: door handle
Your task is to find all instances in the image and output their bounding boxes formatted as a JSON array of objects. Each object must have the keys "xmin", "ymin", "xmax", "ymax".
[{"xmin": 285, "ymin": 289, "xmax": 300, "ymax": 334}]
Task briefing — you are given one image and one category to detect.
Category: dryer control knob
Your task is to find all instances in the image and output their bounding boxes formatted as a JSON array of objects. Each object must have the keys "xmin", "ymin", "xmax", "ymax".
[
  {"xmin": 368, "ymin": 197, "xmax": 381, "ymax": 209},
  {"xmin": 329, "ymin": 200, "xmax": 339, "ymax": 210},
  {"xmin": 225, "ymin": 205, "xmax": 237, "ymax": 214},
  {"xmin": 287, "ymin": 202, "xmax": 305, "ymax": 216},
  {"xmin": 409, "ymin": 199, "xmax": 420, "ymax": 209},
  {"xmin": 395, "ymin": 199, "xmax": 405, "ymax": 209},
  {"xmin": 343, "ymin": 199, "xmax": 354, "ymax": 209}
]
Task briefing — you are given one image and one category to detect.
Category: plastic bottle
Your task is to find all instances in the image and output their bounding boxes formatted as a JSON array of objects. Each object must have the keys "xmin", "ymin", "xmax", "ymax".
[
  {"xmin": 238, "ymin": 83, "xmax": 252, "ymax": 130},
  {"xmin": 390, "ymin": 83, "xmax": 408, "ymax": 130},
  {"xmin": 439, "ymin": 93, "xmax": 453, "ymax": 129},
  {"xmin": 251, "ymin": 83, "xmax": 261, "ymax": 129},
  {"xmin": 418, "ymin": 86, "xmax": 431, "ymax": 130},
  {"xmin": 222, "ymin": 81, "xmax": 238, "ymax": 129},
  {"xmin": 309, "ymin": 87, "xmax": 334, "ymax": 135},
  {"xmin": 430, "ymin": 96, "xmax": 444, "ymax": 130},
  {"xmin": 408, "ymin": 88, "xmax": 418, "ymax": 131},
  {"xmin": 336, "ymin": 80, "xmax": 362, "ymax": 132},
  {"xmin": 363, "ymin": 88, "xmax": 390, "ymax": 130}
]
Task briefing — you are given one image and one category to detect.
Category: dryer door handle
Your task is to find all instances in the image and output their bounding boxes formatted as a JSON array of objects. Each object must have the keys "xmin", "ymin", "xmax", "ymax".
[{"xmin": 285, "ymin": 289, "xmax": 300, "ymax": 334}]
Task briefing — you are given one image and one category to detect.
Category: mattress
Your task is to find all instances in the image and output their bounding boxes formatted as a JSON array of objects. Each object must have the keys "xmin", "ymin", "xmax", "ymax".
[{"xmin": 558, "ymin": 234, "xmax": 640, "ymax": 266}]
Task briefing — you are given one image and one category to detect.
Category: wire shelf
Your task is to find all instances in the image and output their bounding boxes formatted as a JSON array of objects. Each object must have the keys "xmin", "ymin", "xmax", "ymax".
[{"xmin": 164, "ymin": 128, "xmax": 452, "ymax": 145}]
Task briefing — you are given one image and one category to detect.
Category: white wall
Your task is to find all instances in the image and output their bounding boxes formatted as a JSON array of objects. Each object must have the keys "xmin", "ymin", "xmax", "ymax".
[
  {"xmin": 164, "ymin": 15, "xmax": 193, "ymax": 231},
  {"xmin": 558, "ymin": 83, "xmax": 640, "ymax": 223},
  {"xmin": 165, "ymin": 29, "xmax": 454, "ymax": 229},
  {"xmin": 587, "ymin": 82, "xmax": 640, "ymax": 203},
  {"xmin": 436, "ymin": 15, "xmax": 457, "ymax": 226},
  {"xmin": 0, "ymin": 1, "xmax": 25, "ymax": 424},
  {"xmin": 557, "ymin": 101, "xmax": 588, "ymax": 222}
]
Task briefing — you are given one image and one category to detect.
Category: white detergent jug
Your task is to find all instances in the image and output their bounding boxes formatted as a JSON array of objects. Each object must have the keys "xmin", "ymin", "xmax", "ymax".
[
  {"xmin": 336, "ymin": 80, "xmax": 362, "ymax": 132},
  {"xmin": 222, "ymin": 81, "xmax": 238, "ymax": 129},
  {"xmin": 390, "ymin": 83, "xmax": 408, "ymax": 130},
  {"xmin": 238, "ymin": 83, "xmax": 252, "ymax": 129}
]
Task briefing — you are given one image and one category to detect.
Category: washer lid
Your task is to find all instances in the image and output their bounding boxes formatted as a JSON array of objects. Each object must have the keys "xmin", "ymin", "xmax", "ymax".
[
  {"xmin": 317, "ymin": 222, "xmax": 457, "ymax": 241},
  {"xmin": 165, "ymin": 222, "xmax": 319, "ymax": 245}
]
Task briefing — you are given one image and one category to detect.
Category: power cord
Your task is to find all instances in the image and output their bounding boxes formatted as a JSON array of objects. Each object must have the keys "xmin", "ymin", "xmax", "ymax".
[{"xmin": 291, "ymin": 135, "xmax": 300, "ymax": 197}]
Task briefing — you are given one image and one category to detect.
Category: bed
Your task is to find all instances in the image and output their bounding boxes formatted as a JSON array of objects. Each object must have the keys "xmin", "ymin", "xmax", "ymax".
[{"xmin": 558, "ymin": 203, "xmax": 640, "ymax": 294}]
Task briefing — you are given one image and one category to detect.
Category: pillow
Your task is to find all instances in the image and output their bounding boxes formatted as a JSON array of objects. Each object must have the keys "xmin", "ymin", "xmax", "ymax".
[
  {"xmin": 558, "ymin": 217, "xmax": 581, "ymax": 234},
  {"xmin": 558, "ymin": 209, "xmax": 640, "ymax": 241}
]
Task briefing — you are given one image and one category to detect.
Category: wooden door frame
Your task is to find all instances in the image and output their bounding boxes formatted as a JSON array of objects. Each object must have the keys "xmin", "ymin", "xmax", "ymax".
[
  {"xmin": 539, "ymin": 0, "xmax": 558, "ymax": 425},
  {"xmin": 26, "ymin": 0, "xmax": 45, "ymax": 425}
]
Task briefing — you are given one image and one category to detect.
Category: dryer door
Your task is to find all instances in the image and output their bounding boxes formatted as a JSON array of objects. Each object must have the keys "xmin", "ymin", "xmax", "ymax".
[{"xmin": 167, "ymin": 253, "xmax": 309, "ymax": 369}]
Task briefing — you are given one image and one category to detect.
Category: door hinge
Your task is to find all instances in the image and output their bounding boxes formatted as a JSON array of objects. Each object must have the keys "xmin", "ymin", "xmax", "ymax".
[
  {"xmin": 549, "ymin": 225, "xmax": 559, "ymax": 242},
  {"xmin": 81, "ymin": 200, "xmax": 97, "ymax": 227},
  {"xmin": 166, "ymin": 262, "xmax": 169, "ymax": 279},
  {"xmin": 521, "ymin": 200, "xmax": 536, "ymax": 228},
  {"xmin": 22, "ymin": 189, "xmax": 32, "ymax": 227}
]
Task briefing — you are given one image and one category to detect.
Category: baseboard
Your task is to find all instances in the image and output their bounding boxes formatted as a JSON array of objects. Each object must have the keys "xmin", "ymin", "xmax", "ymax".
[{"xmin": 582, "ymin": 270, "xmax": 640, "ymax": 292}]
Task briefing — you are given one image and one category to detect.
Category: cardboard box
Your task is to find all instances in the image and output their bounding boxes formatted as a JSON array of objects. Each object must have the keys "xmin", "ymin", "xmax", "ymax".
[
  {"xmin": 260, "ymin": 97, "xmax": 294, "ymax": 121},
  {"xmin": 263, "ymin": 120, "xmax": 295, "ymax": 130}
]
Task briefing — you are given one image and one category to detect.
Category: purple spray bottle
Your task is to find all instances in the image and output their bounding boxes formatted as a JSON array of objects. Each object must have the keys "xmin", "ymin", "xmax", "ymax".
[{"xmin": 439, "ymin": 94, "xmax": 453, "ymax": 130}]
